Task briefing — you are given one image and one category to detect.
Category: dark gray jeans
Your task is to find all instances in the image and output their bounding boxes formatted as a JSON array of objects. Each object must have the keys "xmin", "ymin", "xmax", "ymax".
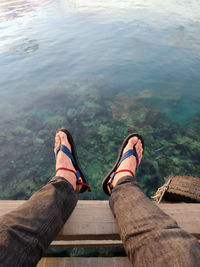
[{"xmin": 0, "ymin": 176, "xmax": 200, "ymax": 267}]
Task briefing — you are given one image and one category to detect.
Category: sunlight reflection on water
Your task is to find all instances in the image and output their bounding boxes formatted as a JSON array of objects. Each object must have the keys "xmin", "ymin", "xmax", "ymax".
[
  {"xmin": 0, "ymin": 0, "xmax": 199, "ymax": 122},
  {"xmin": 0, "ymin": 0, "xmax": 53, "ymax": 22}
]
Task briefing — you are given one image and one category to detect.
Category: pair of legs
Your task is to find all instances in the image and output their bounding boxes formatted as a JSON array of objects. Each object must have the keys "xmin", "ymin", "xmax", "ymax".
[{"xmin": 0, "ymin": 131, "xmax": 200, "ymax": 266}]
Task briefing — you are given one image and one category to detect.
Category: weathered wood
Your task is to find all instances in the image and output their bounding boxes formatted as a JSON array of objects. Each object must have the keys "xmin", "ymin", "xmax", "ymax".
[
  {"xmin": 159, "ymin": 203, "xmax": 200, "ymax": 239},
  {"xmin": 57, "ymin": 201, "xmax": 119, "ymax": 241},
  {"xmin": 37, "ymin": 257, "xmax": 132, "ymax": 267},
  {"xmin": 0, "ymin": 200, "xmax": 25, "ymax": 213},
  {"xmin": 0, "ymin": 200, "xmax": 200, "ymax": 242},
  {"xmin": 50, "ymin": 240, "xmax": 123, "ymax": 248}
]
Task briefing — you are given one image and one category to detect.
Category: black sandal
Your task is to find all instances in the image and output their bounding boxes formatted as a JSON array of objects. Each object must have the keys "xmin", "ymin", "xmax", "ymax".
[
  {"xmin": 55, "ymin": 128, "xmax": 91, "ymax": 193},
  {"xmin": 102, "ymin": 133, "xmax": 144, "ymax": 195}
]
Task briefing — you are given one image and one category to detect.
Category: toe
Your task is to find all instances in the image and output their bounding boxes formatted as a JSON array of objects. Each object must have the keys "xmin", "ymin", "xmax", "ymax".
[
  {"xmin": 126, "ymin": 136, "xmax": 138, "ymax": 151},
  {"xmin": 57, "ymin": 131, "xmax": 71, "ymax": 150},
  {"xmin": 136, "ymin": 140, "xmax": 142, "ymax": 150},
  {"xmin": 54, "ymin": 134, "xmax": 61, "ymax": 154},
  {"xmin": 58, "ymin": 131, "xmax": 67, "ymax": 141},
  {"xmin": 130, "ymin": 136, "xmax": 138, "ymax": 145},
  {"xmin": 135, "ymin": 139, "xmax": 143, "ymax": 165}
]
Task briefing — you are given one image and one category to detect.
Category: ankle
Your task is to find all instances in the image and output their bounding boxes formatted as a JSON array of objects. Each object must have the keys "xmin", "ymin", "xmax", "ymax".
[
  {"xmin": 56, "ymin": 170, "xmax": 77, "ymax": 190},
  {"xmin": 112, "ymin": 171, "xmax": 133, "ymax": 187}
]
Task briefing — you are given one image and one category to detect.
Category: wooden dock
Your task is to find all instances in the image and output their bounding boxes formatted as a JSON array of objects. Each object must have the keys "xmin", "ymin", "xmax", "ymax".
[{"xmin": 0, "ymin": 200, "xmax": 199, "ymax": 266}]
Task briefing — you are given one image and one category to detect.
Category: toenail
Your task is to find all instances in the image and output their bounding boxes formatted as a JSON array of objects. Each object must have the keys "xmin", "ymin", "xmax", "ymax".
[{"xmin": 133, "ymin": 137, "xmax": 138, "ymax": 141}]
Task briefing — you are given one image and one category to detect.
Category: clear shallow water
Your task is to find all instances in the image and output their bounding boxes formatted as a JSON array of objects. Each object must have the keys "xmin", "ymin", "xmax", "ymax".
[{"xmin": 0, "ymin": 0, "xmax": 200, "ymax": 200}]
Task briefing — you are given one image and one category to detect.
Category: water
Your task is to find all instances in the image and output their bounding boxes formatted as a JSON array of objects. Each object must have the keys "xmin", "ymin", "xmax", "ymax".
[{"xmin": 0, "ymin": 0, "xmax": 200, "ymax": 200}]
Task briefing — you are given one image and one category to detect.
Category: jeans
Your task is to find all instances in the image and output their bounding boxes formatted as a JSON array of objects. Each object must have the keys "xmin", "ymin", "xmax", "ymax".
[{"xmin": 0, "ymin": 176, "xmax": 200, "ymax": 267}]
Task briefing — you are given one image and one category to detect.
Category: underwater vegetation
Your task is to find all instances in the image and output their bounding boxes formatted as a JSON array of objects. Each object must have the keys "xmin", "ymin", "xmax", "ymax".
[
  {"xmin": 0, "ymin": 79, "xmax": 199, "ymax": 257},
  {"xmin": 111, "ymin": 93, "xmax": 200, "ymax": 195},
  {"xmin": 0, "ymin": 81, "xmax": 199, "ymax": 200}
]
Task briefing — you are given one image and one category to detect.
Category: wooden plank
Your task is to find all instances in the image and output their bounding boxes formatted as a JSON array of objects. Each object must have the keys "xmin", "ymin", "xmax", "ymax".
[
  {"xmin": 37, "ymin": 257, "xmax": 132, "ymax": 267},
  {"xmin": 0, "ymin": 200, "xmax": 25, "ymax": 213},
  {"xmin": 0, "ymin": 201, "xmax": 200, "ymax": 241},
  {"xmin": 50, "ymin": 240, "xmax": 123, "ymax": 248},
  {"xmin": 159, "ymin": 203, "xmax": 200, "ymax": 239},
  {"xmin": 0, "ymin": 200, "xmax": 120, "ymax": 241},
  {"xmin": 57, "ymin": 201, "xmax": 119, "ymax": 241}
]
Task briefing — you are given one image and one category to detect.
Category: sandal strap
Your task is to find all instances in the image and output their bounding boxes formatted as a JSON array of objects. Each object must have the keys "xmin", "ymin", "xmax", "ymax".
[
  {"xmin": 109, "ymin": 148, "xmax": 138, "ymax": 183},
  {"xmin": 55, "ymin": 145, "xmax": 79, "ymax": 180},
  {"xmin": 55, "ymin": 167, "xmax": 80, "ymax": 179},
  {"xmin": 77, "ymin": 179, "xmax": 91, "ymax": 192},
  {"xmin": 55, "ymin": 167, "xmax": 91, "ymax": 192},
  {"xmin": 56, "ymin": 145, "xmax": 75, "ymax": 165},
  {"xmin": 118, "ymin": 148, "xmax": 139, "ymax": 167}
]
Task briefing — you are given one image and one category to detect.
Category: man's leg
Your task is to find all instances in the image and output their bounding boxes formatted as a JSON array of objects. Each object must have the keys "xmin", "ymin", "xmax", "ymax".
[
  {"xmin": 110, "ymin": 176, "xmax": 200, "ymax": 267},
  {"xmin": 0, "ymin": 177, "xmax": 77, "ymax": 267},
  {"xmin": 0, "ymin": 130, "xmax": 84, "ymax": 267},
  {"xmin": 108, "ymin": 136, "xmax": 200, "ymax": 267}
]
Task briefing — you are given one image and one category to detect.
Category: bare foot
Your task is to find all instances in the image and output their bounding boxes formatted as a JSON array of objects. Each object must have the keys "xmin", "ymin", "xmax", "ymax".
[
  {"xmin": 109, "ymin": 136, "xmax": 143, "ymax": 188},
  {"xmin": 54, "ymin": 131, "xmax": 82, "ymax": 192}
]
